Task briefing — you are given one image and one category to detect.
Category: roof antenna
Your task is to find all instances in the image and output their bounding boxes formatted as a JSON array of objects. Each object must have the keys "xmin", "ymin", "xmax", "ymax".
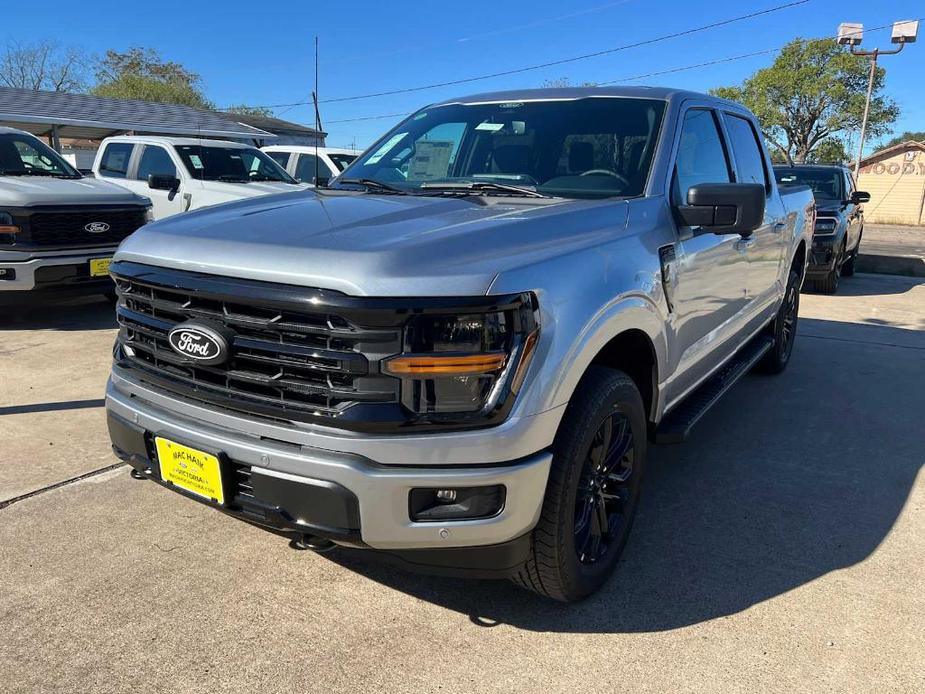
[{"xmin": 313, "ymin": 36, "xmax": 323, "ymax": 188}]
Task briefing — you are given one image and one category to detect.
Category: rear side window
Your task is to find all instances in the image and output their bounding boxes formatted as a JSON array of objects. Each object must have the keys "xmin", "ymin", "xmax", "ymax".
[
  {"xmin": 266, "ymin": 151, "xmax": 291, "ymax": 169},
  {"xmin": 135, "ymin": 146, "xmax": 177, "ymax": 181},
  {"xmin": 98, "ymin": 143, "xmax": 134, "ymax": 178},
  {"xmin": 724, "ymin": 115, "xmax": 769, "ymax": 190},
  {"xmin": 673, "ymin": 109, "xmax": 730, "ymax": 204}
]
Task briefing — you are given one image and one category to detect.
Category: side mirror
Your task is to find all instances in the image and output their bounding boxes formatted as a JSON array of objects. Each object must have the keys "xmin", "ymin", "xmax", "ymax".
[
  {"xmin": 677, "ymin": 183, "xmax": 766, "ymax": 236},
  {"xmin": 148, "ymin": 174, "xmax": 180, "ymax": 192},
  {"xmin": 850, "ymin": 191, "xmax": 870, "ymax": 204}
]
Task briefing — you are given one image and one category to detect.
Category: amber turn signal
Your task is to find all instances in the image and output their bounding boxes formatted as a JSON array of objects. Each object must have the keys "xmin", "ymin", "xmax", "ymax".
[
  {"xmin": 0, "ymin": 225, "xmax": 19, "ymax": 234},
  {"xmin": 384, "ymin": 353, "xmax": 507, "ymax": 376}
]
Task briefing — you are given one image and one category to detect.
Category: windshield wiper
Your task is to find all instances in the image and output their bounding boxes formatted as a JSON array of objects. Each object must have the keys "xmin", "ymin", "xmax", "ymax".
[
  {"xmin": 217, "ymin": 174, "xmax": 250, "ymax": 183},
  {"xmin": 419, "ymin": 181, "xmax": 549, "ymax": 198},
  {"xmin": 337, "ymin": 178, "xmax": 407, "ymax": 195}
]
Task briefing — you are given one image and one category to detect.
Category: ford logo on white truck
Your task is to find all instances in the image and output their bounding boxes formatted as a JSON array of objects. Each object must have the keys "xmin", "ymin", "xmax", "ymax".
[
  {"xmin": 84, "ymin": 222, "xmax": 111, "ymax": 233},
  {"xmin": 167, "ymin": 323, "xmax": 229, "ymax": 365}
]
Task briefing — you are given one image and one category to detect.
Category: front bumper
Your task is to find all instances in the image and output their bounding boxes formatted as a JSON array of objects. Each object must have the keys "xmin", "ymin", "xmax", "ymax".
[
  {"xmin": 807, "ymin": 235, "xmax": 838, "ymax": 278},
  {"xmin": 105, "ymin": 377, "xmax": 552, "ymax": 569},
  {"xmin": 0, "ymin": 248, "xmax": 116, "ymax": 294}
]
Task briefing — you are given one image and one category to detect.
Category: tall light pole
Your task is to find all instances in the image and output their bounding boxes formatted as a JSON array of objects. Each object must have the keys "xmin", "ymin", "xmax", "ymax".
[{"xmin": 837, "ymin": 20, "xmax": 918, "ymax": 177}]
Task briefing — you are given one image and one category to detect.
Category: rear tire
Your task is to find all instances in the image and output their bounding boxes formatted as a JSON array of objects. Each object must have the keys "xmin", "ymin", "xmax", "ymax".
[
  {"xmin": 759, "ymin": 268, "xmax": 800, "ymax": 374},
  {"xmin": 512, "ymin": 366, "xmax": 647, "ymax": 602}
]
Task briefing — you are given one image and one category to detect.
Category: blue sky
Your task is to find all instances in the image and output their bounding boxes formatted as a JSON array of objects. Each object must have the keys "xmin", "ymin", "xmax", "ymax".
[{"xmin": 4, "ymin": 0, "xmax": 923, "ymax": 150}]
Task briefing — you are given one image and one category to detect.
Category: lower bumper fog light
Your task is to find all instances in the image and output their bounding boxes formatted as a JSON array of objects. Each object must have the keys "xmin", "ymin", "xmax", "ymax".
[{"xmin": 409, "ymin": 485, "xmax": 506, "ymax": 522}]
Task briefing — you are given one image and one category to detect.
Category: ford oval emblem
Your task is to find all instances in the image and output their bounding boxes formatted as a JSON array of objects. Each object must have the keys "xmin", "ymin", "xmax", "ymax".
[
  {"xmin": 85, "ymin": 222, "xmax": 111, "ymax": 233},
  {"xmin": 167, "ymin": 322, "xmax": 231, "ymax": 365}
]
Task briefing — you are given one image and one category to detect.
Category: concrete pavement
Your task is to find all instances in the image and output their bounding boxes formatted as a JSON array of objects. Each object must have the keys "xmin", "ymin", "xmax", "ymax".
[{"xmin": 1, "ymin": 277, "xmax": 923, "ymax": 693}]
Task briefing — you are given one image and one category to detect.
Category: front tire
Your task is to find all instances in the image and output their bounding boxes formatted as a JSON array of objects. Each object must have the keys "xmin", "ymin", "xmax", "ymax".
[
  {"xmin": 814, "ymin": 241, "xmax": 844, "ymax": 294},
  {"xmin": 842, "ymin": 229, "xmax": 861, "ymax": 277},
  {"xmin": 512, "ymin": 366, "xmax": 647, "ymax": 602},
  {"xmin": 759, "ymin": 268, "xmax": 800, "ymax": 374}
]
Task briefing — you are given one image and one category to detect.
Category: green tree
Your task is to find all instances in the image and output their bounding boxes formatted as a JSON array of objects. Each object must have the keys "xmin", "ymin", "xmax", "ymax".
[
  {"xmin": 91, "ymin": 47, "xmax": 213, "ymax": 108},
  {"xmin": 711, "ymin": 38, "xmax": 898, "ymax": 165},
  {"xmin": 806, "ymin": 138, "xmax": 849, "ymax": 164},
  {"xmin": 223, "ymin": 104, "xmax": 275, "ymax": 118},
  {"xmin": 884, "ymin": 130, "xmax": 925, "ymax": 148}
]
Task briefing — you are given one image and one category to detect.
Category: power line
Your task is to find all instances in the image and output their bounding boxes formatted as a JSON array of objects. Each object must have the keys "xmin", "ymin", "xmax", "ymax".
[
  {"xmin": 324, "ymin": 19, "xmax": 914, "ymax": 127},
  {"xmin": 217, "ymin": 0, "xmax": 811, "ymax": 112}
]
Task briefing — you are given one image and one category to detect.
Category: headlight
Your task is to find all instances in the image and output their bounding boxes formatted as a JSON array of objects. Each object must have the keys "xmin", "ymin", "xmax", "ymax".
[
  {"xmin": 814, "ymin": 218, "xmax": 837, "ymax": 235},
  {"xmin": 0, "ymin": 211, "xmax": 20, "ymax": 245},
  {"xmin": 383, "ymin": 295, "xmax": 539, "ymax": 417},
  {"xmin": 144, "ymin": 206, "xmax": 155, "ymax": 223}
]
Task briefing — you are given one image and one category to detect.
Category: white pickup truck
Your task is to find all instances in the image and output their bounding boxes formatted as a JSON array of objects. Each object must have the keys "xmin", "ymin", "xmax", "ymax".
[
  {"xmin": 262, "ymin": 145, "xmax": 360, "ymax": 186},
  {"xmin": 92, "ymin": 136, "xmax": 309, "ymax": 220},
  {"xmin": 0, "ymin": 126, "xmax": 151, "ymax": 303}
]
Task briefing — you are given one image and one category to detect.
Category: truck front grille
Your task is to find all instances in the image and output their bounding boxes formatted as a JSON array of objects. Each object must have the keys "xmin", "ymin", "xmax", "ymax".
[
  {"xmin": 24, "ymin": 208, "xmax": 148, "ymax": 247},
  {"xmin": 112, "ymin": 264, "xmax": 402, "ymax": 425}
]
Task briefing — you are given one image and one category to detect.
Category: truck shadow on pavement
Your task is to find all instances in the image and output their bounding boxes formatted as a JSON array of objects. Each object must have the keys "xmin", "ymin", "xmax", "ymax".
[
  {"xmin": 0, "ymin": 296, "xmax": 117, "ymax": 331},
  {"xmin": 326, "ymin": 317, "xmax": 924, "ymax": 633}
]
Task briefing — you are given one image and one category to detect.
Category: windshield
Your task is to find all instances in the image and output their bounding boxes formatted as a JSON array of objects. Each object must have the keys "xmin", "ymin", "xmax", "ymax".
[
  {"xmin": 0, "ymin": 133, "xmax": 80, "ymax": 178},
  {"xmin": 774, "ymin": 167, "xmax": 844, "ymax": 201},
  {"xmin": 328, "ymin": 153, "xmax": 357, "ymax": 171},
  {"xmin": 175, "ymin": 145, "xmax": 297, "ymax": 183},
  {"xmin": 336, "ymin": 97, "xmax": 666, "ymax": 199}
]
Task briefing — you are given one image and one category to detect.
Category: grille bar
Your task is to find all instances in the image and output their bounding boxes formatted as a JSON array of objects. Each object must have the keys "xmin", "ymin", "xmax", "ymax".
[{"xmin": 16, "ymin": 207, "xmax": 148, "ymax": 248}]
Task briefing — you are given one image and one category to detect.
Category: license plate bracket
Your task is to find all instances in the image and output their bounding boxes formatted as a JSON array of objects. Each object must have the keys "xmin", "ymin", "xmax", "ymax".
[
  {"xmin": 155, "ymin": 436, "xmax": 226, "ymax": 505},
  {"xmin": 89, "ymin": 257, "xmax": 112, "ymax": 277}
]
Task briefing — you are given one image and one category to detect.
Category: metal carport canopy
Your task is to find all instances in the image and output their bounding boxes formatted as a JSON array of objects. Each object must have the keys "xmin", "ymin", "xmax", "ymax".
[{"xmin": 0, "ymin": 86, "xmax": 276, "ymax": 141}]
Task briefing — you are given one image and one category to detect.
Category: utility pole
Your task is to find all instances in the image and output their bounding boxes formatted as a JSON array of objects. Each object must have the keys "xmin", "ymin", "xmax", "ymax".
[{"xmin": 837, "ymin": 20, "xmax": 918, "ymax": 177}]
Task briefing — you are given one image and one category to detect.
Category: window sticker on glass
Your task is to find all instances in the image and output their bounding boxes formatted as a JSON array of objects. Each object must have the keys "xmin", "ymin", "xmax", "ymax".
[
  {"xmin": 188, "ymin": 154, "xmax": 204, "ymax": 169},
  {"xmin": 475, "ymin": 122, "xmax": 505, "ymax": 132},
  {"xmin": 408, "ymin": 141, "xmax": 453, "ymax": 180},
  {"xmin": 413, "ymin": 112, "xmax": 429, "ymax": 120},
  {"xmin": 367, "ymin": 133, "xmax": 408, "ymax": 164}
]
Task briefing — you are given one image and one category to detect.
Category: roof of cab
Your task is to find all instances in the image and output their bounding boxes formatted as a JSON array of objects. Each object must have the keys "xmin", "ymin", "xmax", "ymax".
[
  {"xmin": 430, "ymin": 86, "xmax": 746, "ymax": 110},
  {"xmin": 100, "ymin": 134, "xmax": 255, "ymax": 149}
]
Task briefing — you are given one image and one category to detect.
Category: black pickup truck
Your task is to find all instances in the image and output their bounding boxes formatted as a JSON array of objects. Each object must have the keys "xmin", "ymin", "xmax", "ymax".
[{"xmin": 773, "ymin": 164, "xmax": 869, "ymax": 293}]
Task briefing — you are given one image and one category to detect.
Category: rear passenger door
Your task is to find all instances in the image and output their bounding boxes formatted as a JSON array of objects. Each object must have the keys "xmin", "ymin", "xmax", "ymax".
[
  {"xmin": 97, "ymin": 142, "xmax": 136, "ymax": 182},
  {"xmin": 666, "ymin": 106, "xmax": 750, "ymax": 402},
  {"xmin": 721, "ymin": 112, "xmax": 785, "ymax": 311}
]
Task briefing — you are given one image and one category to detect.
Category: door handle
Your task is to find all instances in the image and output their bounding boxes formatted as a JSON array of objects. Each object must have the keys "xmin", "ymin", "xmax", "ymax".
[{"xmin": 772, "ymin": 220, "xmax": 787, "ymax": 232}]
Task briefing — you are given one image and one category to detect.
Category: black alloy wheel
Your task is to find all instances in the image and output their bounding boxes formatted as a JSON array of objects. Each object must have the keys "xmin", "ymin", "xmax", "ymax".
[{"xmin": 574, "ymin": 409, "xmax": 637, "ymax": 565}]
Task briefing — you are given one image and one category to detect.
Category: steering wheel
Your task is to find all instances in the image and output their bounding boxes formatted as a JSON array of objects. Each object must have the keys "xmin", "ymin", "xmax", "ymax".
[{"xmin": 580, "ymin": 169, "xmax": 630, "ymax": 187}]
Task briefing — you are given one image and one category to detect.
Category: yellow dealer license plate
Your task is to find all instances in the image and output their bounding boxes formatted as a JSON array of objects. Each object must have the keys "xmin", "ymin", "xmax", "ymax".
[
  {"xmin": 89, "ymin": 257, "xmax": 112, "ymax": 277},
  {"xmin": 155, "ymin": 437, "xmax": 225, "ymax": 505}
]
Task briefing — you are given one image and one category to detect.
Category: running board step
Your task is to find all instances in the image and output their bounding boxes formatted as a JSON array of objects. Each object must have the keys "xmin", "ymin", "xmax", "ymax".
[{"xmin": 654, "ymin": 335, "xmax": 774, "ymax": 444}]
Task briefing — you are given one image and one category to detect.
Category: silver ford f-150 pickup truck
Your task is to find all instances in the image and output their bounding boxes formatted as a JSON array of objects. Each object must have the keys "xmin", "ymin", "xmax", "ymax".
[{"xmin": 105, "ymin": 87, "xmax": 814, "ymax": 601}]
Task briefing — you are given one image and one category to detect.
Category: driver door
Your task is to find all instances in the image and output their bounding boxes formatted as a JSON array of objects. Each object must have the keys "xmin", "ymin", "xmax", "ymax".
[{"xmin": 130, "ymin": 145, "xmax": 187, "ymax": 220}]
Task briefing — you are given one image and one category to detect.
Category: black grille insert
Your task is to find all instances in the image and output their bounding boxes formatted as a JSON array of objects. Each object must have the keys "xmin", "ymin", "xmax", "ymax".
[
  {"xmin": 113, "ymin": 267, "xmax": 402, "ymax": 424},
  {"xmin": 20, "ymin": 207, "xmax": 148, "ymax": 247}
]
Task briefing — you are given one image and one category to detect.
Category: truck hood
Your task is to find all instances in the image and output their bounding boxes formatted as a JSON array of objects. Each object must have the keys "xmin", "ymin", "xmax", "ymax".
[
  {"xmin": 195, "ymin": 180, "xmax": 311, "ymax": 199},
  {"xmin": 0, "ymin": 175, "xmax": 150, "ymax": 207},
  {"xmin": 116, "ymin": 190, "xmax": 629, "ymax": 296}
]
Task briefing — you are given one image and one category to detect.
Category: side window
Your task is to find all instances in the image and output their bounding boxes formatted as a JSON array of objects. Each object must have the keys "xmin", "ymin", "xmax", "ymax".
[
  {"xmin": 266, "ymin": 151, "xmax": 291, "ymax": 169},
  {"xmin": 98, "ymin": 143, "xmax": 134, "ymax": 178},
  {"xmin": 844, "ymin": 171, "xmax": 855, "ymax": 197},
  {"xmin": 673, "ymin": 109, "xmax": 731, "ymax": 204},
  {"xmin": 724, "ymin": 115, "xmax": 769, "ymax": 190},
  {"xmin": 135, "ymin": 146, "xmax": 177, "ymax": 181},
  {"xmin": 295, "ymin": 154, "xmax": 333, "ymax": 182}
]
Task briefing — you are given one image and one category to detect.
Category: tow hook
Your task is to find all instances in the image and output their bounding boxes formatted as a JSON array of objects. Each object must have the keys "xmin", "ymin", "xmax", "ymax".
[{"xmin": 289, "ymin": 534, "xmax": 337, "ymax": 553}]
